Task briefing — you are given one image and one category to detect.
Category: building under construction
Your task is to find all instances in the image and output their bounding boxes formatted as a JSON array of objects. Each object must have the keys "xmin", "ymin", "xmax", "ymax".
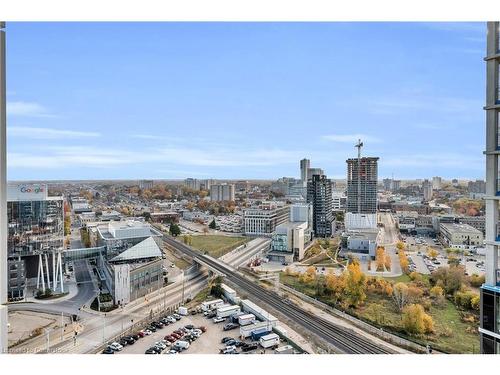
[{"xmin": 346, "ymin": 157, "xmax": 379, "ymax": 214}]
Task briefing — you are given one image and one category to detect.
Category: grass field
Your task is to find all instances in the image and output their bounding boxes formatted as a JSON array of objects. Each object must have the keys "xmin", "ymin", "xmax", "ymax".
[
  {"xmin": 280, "ymin": 273, "xmax": 479, "ymax": 354},
  {"xmin": 190, "ymin": 235, "xmax": 250, "ymax": 258}
]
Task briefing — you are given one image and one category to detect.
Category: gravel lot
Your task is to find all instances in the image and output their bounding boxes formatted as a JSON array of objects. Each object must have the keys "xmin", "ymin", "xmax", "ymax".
[{"xmin": 114, "ymin": 313, "xmax": 270, "ymax": 355}]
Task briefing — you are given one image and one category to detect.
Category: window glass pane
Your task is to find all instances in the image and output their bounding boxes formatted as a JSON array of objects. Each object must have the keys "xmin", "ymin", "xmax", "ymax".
[{"xmin": 483, "ymin": 291, "xmax": 495, "ymax": 332}]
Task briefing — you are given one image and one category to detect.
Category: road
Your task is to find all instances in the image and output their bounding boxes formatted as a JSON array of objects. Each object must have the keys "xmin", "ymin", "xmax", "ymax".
[
  {"xmin": 377, "ymin": 212, "xmax": 402, "ymax": 276},
  {"xmin": 9, "ymin": 259, "xmax": 98, "ymax": 317},
  {"xmin": 163, "ymin": 235, "xmax": 395, "ymax": 354}
]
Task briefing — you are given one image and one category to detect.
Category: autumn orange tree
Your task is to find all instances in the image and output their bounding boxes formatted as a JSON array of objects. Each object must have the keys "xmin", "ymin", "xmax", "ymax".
[
  {"xmin": 299, "ymin": 266, "xmax": 317, "ymax": 284},
  {"xmin": 427, "ymin": 247, "xmax": 439, "ymax": 258},
  {"xmin": 343, "ymin": 262, "xmax": 367, "ymax": 308},
  {"xmin": 376, "ymin": 247, "xmax": 386, "ymax": 272}
]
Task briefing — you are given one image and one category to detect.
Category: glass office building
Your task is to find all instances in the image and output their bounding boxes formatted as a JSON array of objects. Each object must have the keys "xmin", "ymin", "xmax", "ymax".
[{"xmin": 6, "ymin": 184, "xmax": 64, "ymax": 299}]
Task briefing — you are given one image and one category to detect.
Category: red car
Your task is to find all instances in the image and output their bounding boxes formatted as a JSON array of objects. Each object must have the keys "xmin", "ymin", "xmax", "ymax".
[
  {"xmin": 173, "ymin": 330, "xmax": 184, "ymax": 335},
  {"xmin": 197, "ymin": 326, "xmax": 207, "ymax": 333},
  {"xmin": 165, "ymin": 335, "xmax": 177, "ymax": 343},
  {"xmin": 171, "ymin": 333, "xmax": 182, "ymax": 339},
  {"xmin": 137, "ymin": 331, "xmax": 146, "ymax": 338}
]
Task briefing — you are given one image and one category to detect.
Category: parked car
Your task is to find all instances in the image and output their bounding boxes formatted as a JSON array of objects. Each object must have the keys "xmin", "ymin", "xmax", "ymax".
[
  {"xmin": 123, "ymin": 336, "xmax": 135, "ymax": 345},
  {"xmin": 241, "ymin": 343, "xmax": 258, "ymax": 352},
  {"xmin": 173, "ymin": 340, "xmax": 190, "ymax": 351},
  {"xmin": 171, "ymin": 333, "xmax": 182, "ymax": 339},
  {"xmin": 109, "ymin": 342, "xmax": 123, "ymax": 351},
  {"xmin": 147, "ymin": 325, "xmax": 157, "ymax": 332},
  {"xmin": 155, "ymin": 341, "xmax": 167, "ymax": 350},
  {"xmin": 223, "ymin": 323, "xmax": 239, "ymax": 331},
  {"xmin": 173, "ymin": 314, "xmax": 182, "ymax": 320},
  {"xmin": 198, "ymin": 326, "xmax": 207, "ymax": 333},
  {"xmin": 119, "ymin": 338, "xmax": 128, "ymax": 347},
  {"xmin": 185, "ymin": 324, "xmax": 195, "ymax": 330},
  {"xmin": 213, "ymin": 317, "xmax": 226, "ymax": 323},
  {"xmin": 165, "ymin": 335, "xmax": 177, "ymax": 343},
  {"xmin": 143, "ymin": 329, "xmax": 153, "ymax": 336},
  {"xmin": 206, "ymin": 311, "xmax": 217, "ymax": 319},
  {"xmin": 145, "ymin": 348, "xmax": 158, "ymax": 354},
  {"xmin": 221, "ymin": 336, "xmax": 233, "ymax": 344},
  {"xmin": 166, "ymin": 316, "xmax": 176, "ymax": 324},
  {"xmin": 220, "ymin": 345, "xmax": 237, "ymax": 354},
  {"xmin": 102, "ymin": 346, "xmax": 115, "ymax": 354},
  {"xmin": 131, "ymin": 334, "xmax": 140, "ymax": 341}
]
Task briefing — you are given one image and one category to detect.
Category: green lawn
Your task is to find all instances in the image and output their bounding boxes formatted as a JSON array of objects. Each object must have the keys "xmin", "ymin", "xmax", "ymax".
[
  {"xmin": 280, "ymin": 273, "xmax": 479, "ymax": 354},
  {"xmin": 190, "ymin": 235, "xmax": 250, "ymax": 258}
]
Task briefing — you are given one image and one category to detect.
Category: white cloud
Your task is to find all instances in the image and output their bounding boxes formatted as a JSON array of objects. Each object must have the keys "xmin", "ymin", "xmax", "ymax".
[
  {"xmin": 321, "ymin": 134, "xmax": 382, "ymax": 144},
  {"xmin": 7, "ymin": 101, "xmax": 57, "ymax": 118},
  {"xmin": 384, "ymin": 153, "xmax": 483, "ymax": 170},
  {"xmin": 8, "ymin": 127, "xmax": 101, "ymax": 139},
  {"xmin": 8, "ymin": 145, "xmax": 301, "ymax": 170}
]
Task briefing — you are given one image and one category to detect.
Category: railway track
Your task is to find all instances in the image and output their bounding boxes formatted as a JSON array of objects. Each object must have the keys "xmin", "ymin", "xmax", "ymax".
[{"xmin": 163, "ymin": 235, "xmax": 395, "ymax": 354}]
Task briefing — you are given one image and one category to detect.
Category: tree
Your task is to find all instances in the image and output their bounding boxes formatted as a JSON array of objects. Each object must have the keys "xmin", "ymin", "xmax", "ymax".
[
  {"xmin": 384, "ymin": 254, "xmax": 392, "ymax": 272},
  {"xmin": 392, "ymin": 282, "xmax": 409, "ymax": 312},
  {"xmin": 469, "ymin": 274, "xmax": 485, "ymax": 288},
  {"xmin": 431, "ymin": 266, "xmax": 466, "ymax": 295},
  {"xmin": 182, "ymin": 235, "xmax": 193, "ymax": 246},
  {"xmin": 399, "ymin": 252, "xmax": 409, "ymax": 274},
  {"xmin": 64, "ymin": 215, "xmax": 71, "ymax": 236},
  {"xmin": 407, "ymin": 286, "xmax": 424, "ymax": 304},
  {"xmin": 209, "ymin": 219, "xmax": 217, "ymax": 230},
  {"xmin": 429, "ymin": 285, "xmax": 445, "ymax": 306},
  {"xmin": 365, "ymin": 303, "xmax": 386, "ymax": 325},
  {"xmin": 299, "ymin": 266, "xmax": 317, "ymax": 284},
  {"xmin": 402, "ymin": 304, "xmax": 434, "ymax": 335},
  {"xmin": 376, "ymin": 247, "xmax": 386, "ymax": 272},
  {"xmin": 427, "ymin": 247, "xmax": 439, "ymax": 258},
  {"xmin": 343, "ymin": 262, "xmax": 367, "ymax": 308},
  {"xmin": 169, "ymin": 223, "xmax": 181, "ymax": 237},
  {"xmin": 325, "ymin": 273, "xmax": 345, "ymax": 303},
  {"xmin": 210, "ymin": 283, "xmax": 223, "ymax": 298},
  {"xmin": 396, "ymin": 241, "xmax": 406, "ymax": 251}
]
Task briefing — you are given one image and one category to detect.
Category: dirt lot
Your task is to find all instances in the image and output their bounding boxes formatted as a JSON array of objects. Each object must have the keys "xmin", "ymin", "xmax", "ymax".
[{"xmin": 113, "ymin": 312, "xmax": 280, "ymax": 355}]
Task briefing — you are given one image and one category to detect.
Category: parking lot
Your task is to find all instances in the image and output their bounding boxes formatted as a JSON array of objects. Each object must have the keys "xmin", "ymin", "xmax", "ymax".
[
  {"xmin": 402, "ymin": 234, "xmax": 486, "ymax": 276},
  {"xmin": 109, "ymin": 312, "xmax": 281, "ymax": 354}
]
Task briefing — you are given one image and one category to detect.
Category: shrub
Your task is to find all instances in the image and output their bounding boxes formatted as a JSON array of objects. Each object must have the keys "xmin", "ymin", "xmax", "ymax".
[
  {"xmin": 454, "ymin": 290, "xmax": 479, "ymax": 310},
  {"xmin": 409, "ymin": 272, "xmax": 422, "ymax": 282},
  {"xmin": 469, "ymin": 274, "xmax": 485, "ymax": 288},
  {"xmin": 402, "ymin": 304, "xmax": 434, "ymax": 335},
  {"xmin": 471, "ymin": 295, "xmax": 480, "ymax": 311}
]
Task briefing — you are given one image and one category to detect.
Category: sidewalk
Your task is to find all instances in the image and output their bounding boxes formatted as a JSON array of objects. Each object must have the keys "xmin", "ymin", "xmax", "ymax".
[{"xmin": 24, "ymin": 275, "xmax": 79, "ymax": 304}]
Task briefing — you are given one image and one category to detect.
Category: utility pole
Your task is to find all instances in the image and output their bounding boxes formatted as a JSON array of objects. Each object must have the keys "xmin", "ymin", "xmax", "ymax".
[
  {"xmin": 355, "ymin": 139, "xmax": 363, "ymax": 214},
  {"xmin": 60, "ymin": 312, "xmax": 64, "ymax": 341}
]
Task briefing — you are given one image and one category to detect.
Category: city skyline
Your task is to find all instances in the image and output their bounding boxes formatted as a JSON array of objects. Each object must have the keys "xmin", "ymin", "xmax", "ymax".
[{"xmin": 7, "ymin": 22, "xmax": 486, "ymax": 181}]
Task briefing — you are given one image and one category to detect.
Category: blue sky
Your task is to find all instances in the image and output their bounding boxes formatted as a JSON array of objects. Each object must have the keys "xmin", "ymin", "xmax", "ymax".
[{"xmin": 6, "ymin": 22, "xmax": 486, "ymax": 181}]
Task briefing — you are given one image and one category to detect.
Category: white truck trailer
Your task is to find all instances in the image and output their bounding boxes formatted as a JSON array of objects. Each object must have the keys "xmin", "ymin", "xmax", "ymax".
[
  {"xmin": 259, "ymin": 333, "xmax": 280, "ymax": 349},
  {"xmin": 216, "ymin": 304, "xmax": 241, "ymax": 318},
  {"xmin": 201, "ymin": 299, "xmax": 224, "ymax": 312},
  {"xmin": 239, "ymin": 321, "xmax": 270, "ymax": 338},
  {"xmin": 237, "ymin": 313, "xmax": 256, "ymax": 326}
]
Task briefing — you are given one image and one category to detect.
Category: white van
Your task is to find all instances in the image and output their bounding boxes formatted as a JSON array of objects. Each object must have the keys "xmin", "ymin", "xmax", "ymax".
[{"xmin": 174, "ymin": 340, "xmax": 190, "ymax": 351}]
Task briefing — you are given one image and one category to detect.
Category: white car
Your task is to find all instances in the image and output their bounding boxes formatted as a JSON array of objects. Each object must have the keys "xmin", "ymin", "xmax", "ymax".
[
  {"xmin": 167, "ymin": 316, "xmax": 176, "ymax": 323},
  {"xmin": 213, "ymin": 317, "xmax": 225, "ymax": 323},
  {"xmin": 143, "ymin": 329, "xmax": 153, "ymax": 335},
  {"xmin": 192, "ymin": 329, "xmax": 202, "ymax": 336},
  {"xmin": 109, "ymin": 342, "xmax": 123, "ymax": 351},
  {"xmin": 155, "ymin": 341, "xmax": 167, "ymax": 350}
]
